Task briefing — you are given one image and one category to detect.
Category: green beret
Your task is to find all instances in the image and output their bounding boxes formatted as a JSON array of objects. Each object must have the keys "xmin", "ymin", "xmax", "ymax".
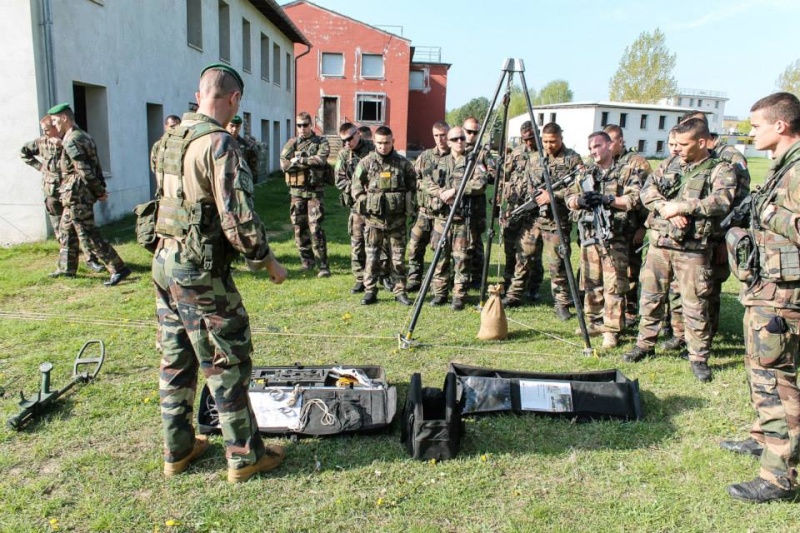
[
  {"xmin": 47, "ymin": 102, "xmax": 71, "ymax": 115},
  {"xmin": 201, "ymin": 63, "xmax": 244, "ymax": 94},
  {"xmin": 230, "ymin": 115, "xmax": 243, "ymax": 125}
]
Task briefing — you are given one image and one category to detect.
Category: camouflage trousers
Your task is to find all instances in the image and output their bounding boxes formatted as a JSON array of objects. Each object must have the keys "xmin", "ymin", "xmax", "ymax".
[
  {"xmin": 502, "ymin": 220, "xmax": 543, "ymax": 290},
  {"xmin": 430, "ymin": 218, "xmax": 471, "ymax": 299},
  {"xmin": 57, "ymin": 201, "xmax": 125, "ymax": 275},
  {"xmin": 508, "ymin": 220, "xmax": 571, "ymax": 306},
  {"xmin": 45, "ymin": 194, "xmax": 96, "ymax": 264},
  {"xmin": 152, "ymin": 240, "xmax": 265, "ymax": 470},
  {"xmin": 580, "ymin": 242, "xmax": 629, "ymax": 333},
  {"xmin": 290, "ymin": 195, "xmax": 328, "ymax": 269},
  {"xmin": 407, "ymin": 212, "xmax": 434, "ymax": 286},
  {"xmin": 364, "ymin": 224, "xmax": 407, "ymax": 294},
  {"xmin": 349, "ymin": 211, "xmax": 390, "ymax": 282},
  {"xmin": 636, "ymin": 245, "xmax": 713, "ymax": 361},
  {"xmin": 743, "ymin": 305, "xmax": 800, "ymax": 490},
  {"xmin": 469, "ymin": 215, "xmax": 486, "ymax": 284},
  {"xmin": 625, "ymin": 236, "xmax": 644, "ymax": 318}
]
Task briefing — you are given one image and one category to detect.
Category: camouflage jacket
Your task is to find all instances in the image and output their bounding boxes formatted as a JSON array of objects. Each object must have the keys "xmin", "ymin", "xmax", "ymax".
[
  {"xmin": 742, "ymin": 140, "xmax": 800, "ymax": 309},
  {"xmin": 616, "ymin": 148, "xmax": 652, "ymax": 231},
  {"xmin": 641, "ymin": 154, "xmax": 735, "ymax": 251},
  {"xmin": 280, "ymin": 133, "xmax": 330, "ymax": 198},
  {"xmin": 235, "ymin": 134, "xmax": 260, "ymax": 176},
  {"xmin": 502, "ymin": 144, "xmax": 533, "ymax": 218},
  {"xmin": 158, "ymin": 112, "xmax": 271, "ymax": 264},
  {"xmin": 334, "ymin": 139, "xmax": 374, "ymax": 209},
  {"xmin": 352, "ymin": 150, "xmax": 416, "ymax": 230},
  {"xmin": 713, "ymin": 142, "xmax": 751, "ymax": 219},
  {"xmin": 516, "ymin": 146, "xmax": 583, "ymax": 230},
  {"xmin": 413, "ymin": 147, "xmax": 450, "ymax": 215},
  {"xmin": 21, "ymin": 135, "xmax": 62, "ymax": 196},
  {"xmin": 425, "ymin": 153, "xmax": 487, "ymax": 220},
  {"xmin": 58, "ymin": 126, "xmax": 106, "ymax": 206}
]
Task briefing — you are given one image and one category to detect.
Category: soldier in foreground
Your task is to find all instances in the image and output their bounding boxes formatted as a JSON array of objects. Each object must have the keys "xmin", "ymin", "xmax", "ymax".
[
  {"xmin": 722, "ymin": 92, "xmax": 800, "ymax": 503},
  {"xmin": 152, "ymin": 64, "xmax": 287, "ymax": 483},
  {"xmin": 280, "ymin": 112, "xmax": 331, "ymax": 277},
  {"xmin": 48, "ymin": 103, "xmax": 131, "ymax": 285},
  {"xmin": 463, "ymin": 117, "xmax": 490, "ymax": 289},
  {"xmin": 351, "ymin": 126, "xmax": 415, "ymax": 306}
]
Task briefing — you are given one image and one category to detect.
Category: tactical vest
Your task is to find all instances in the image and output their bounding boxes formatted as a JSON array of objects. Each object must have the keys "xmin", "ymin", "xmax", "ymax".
[
  {"xmin": 430, "ymin": 155, "xmax": 475, "ymax": 219},
  {"xmin": 285, "ymin": 136, "xmax": 325, "ymax": 189},
  {"xmin": 416, "ymin": 149, "xmax": 446, "ymax": 214},
  {"xmin": 364, "ymin": 154, "xmax": 410, "ymax": 218},
  {"xmin": 528, "ymin": 151, "xmax": 578, "ymax": 227},
  {"xmin": 576, "ymin": 168, "xmax": 626, "ymax": 246},
  {"xmin": 647, "ymin": 158, "xmax": 720, "ymax": 251},
  {"xmin": 153, "ymin": 121, "xmax": 233, "ymax": 271}
]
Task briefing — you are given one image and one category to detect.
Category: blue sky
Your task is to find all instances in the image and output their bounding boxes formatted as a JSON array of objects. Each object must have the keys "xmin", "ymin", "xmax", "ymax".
[{"xmin": 283, "ymin": 0, "xmax": 799, "ymax": 119}]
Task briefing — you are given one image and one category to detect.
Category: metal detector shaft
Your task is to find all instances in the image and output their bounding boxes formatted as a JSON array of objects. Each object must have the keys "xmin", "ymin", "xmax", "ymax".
[
  {"xmin": 518, "ymin": 68, "xmax": 593, "ymax": 354},
  {"xmin": 400, "ymin": 60, "xmax": 517, "ymax": 348}
]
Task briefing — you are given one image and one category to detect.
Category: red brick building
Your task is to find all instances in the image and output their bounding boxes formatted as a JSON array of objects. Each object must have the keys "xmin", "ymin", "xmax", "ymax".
[{"xmin": 283, "ymin": 1, "xmax": 449, "ymax": 153}]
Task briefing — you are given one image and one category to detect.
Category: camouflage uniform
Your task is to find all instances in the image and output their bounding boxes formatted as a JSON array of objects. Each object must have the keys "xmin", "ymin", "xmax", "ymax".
[
  {"xmin": 408, "ymin": 146, "xmax": 449, "ymax": 288},
  {"xmin": 234, "ymin": 134, "xmax": 260, "ymax": 182},
  {"xmin": 152, "ymin": 112, "xmax": 272, "ymax": 470},
  {"xmin": 465, "ymin": 141, "xmax": 491, "ymax": 286},
  {"xmin": 56, "ymin": 126, "xmax": 126, "ymax": 275},
  {"xmin": 566, "ymin": 162, "xmax": 642, "ymax": 334},
  {"xmin": 501, "ymin": 143, "xmax": 543, "ymax": 292},
  {"xmin": 351, "ymin": 149, "xmax": 416, "ymax": 296},
  {"xmin": 737, "ymin": 139, "xmax": 800, "ymax": 492},
  {"xmin": 426, "ymin": 153, "xmax": 487, "ymax": 300},
  {"xmin": 334, "ymin": 138, "xmax": 375, "ymax": 283},
  {"xmin": 280, "ymin": 133, "xmax": 330, "ymax": 270},
  {"xmin": 633, "ymin": 155, "xmax": 736, "ymax": 362},
  {"xmin": 506, "ymin": 146, "xmax": 583, "ymax": 307}
]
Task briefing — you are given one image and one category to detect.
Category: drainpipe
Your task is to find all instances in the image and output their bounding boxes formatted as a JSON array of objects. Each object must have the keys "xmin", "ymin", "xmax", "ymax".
[
  {"xmin": 294, "ymin": 43, "xmax": 311, "ymax": 117},
  {"xmin": 41, "ymin": 0, "xmax": 57, "ymax": 106}
]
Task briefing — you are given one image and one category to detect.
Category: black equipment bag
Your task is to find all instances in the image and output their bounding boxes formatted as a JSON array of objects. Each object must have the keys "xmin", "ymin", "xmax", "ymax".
[
  {"xmin": 198, "ymin": 364, "xmax": 397, "ymax": 436},
  {"xmin": 400, "ymin": 372, "xmax": 463, "ymax": 461},
  {"xmin": 449, "ymin": 363, "xmax": 643, "ymax": 421}
]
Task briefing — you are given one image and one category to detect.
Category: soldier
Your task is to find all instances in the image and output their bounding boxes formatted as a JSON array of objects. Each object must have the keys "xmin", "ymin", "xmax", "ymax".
[
  {"xmin": 351, "ymin": 126, "xmax": 415, "ymax": 306},
  {"xmin": 358, "ymin": 125, "xmax": 373, "ymax": 141},
  {"xmin": 150, "ymin": 116, "xmax": 182, "ymax": 190},
  {"xmin": 152, "ymin": 63, "xmax": 287, "ymax": 483},
  {"xmin": 622, "ymin": 119, "xmax": 736, "ymax": 383},
  {"xmin": 720, "ymin": 92, "xmax": 800, "ymax": 503},
  {"xmin": 227, "ymin": 114, "xmax": 259, "ymax": 179},
  {"xmin": 502, "ymin": 122, "xmax": 582, "ymax": 320},
  {"xmin": 20, "ymin": 116, "xmax": 103, "ymax": 274},
  {"xmin": 408, "ymin": 121, "xmax": 450, "ymax": 292},
  {"xmin": 463, "ymin": 117, "xmax": 490, "ymax": 289},
  {"xmin": 566, "ymin": 131, "xmax": 642, "ymax": 349},
  {"xmin": 48, "ymin": 103, "xmax": 131, "ymax": 285},
  {"xmin": 602, "ymin": 124, "xmax": 651, "ymax": 326},
  {"xmin": 426, "ymin": 126, "xmax": 487, "ymax": 310},
  {"xmin": 501, "ymin": 122, "xmax": 544, "ymax": 299},
  {"xmin": 280, "ymin": 112, "xmax": 331, "ymax": 276},
  {"xmin": 334, "ymin": 122, "xmax": 374, "ymax": 293}
]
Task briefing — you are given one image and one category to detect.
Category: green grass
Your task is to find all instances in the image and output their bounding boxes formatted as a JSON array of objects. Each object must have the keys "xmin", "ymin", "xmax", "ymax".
[{"xmin": 2, "ymin": 161, "xmax": 798, "ymax": 532}]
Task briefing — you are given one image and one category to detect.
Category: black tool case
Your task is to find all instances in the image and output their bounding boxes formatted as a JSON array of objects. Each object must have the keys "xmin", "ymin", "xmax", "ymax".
[
  {"xmin": 400, "ymin": 372, "xmax": 463, "ymax": 461},
  {"xmin": 198, "ymin": 364, "xmax": 397, "ymax": 435}
]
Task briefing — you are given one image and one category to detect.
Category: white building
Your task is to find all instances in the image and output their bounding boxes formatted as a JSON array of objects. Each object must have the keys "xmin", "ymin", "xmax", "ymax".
[
  {"xmin": 507, "ymin": 102, "xmax": 698, "ymax": 158},
  {"xmin": 1, "ymin": 0, "xmax": 308, "ymax": 245},
  {"xmin": 659, "ymin": 88, "xmax": 728, "ymax": 134}
]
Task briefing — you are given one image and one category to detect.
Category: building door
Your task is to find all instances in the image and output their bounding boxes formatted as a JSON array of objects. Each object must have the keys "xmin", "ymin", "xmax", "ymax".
[
  {"xmin": 322, "ymin": 97, "xmax": 338, "ymax": 135},
  {"xmin": 146, "ymin": 103, "xmax": 164, "ymax": 198},
  {"xmin": 273, "ymin": 121, "xmax": 281, "ymax": 172}
]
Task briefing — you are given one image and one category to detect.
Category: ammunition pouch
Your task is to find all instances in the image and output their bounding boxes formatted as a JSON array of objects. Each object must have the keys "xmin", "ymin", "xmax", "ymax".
[
  {"xmin": 756, "ymin": 230, "xmax": 800, "ymax": 283},
  {"xmin": 366, "ymin": 192, "xmax": 383, "ymax": 217},
  {"xmin": 133, "ymin": 200, "xmax": 159, "ymax": 253},
  {"xmin": 285, "ymin": 170, "xmax": 308, "ymax": 188},
  {"xmin": 726, "ymin": 227, "xmax": 755, "ymax": 283},
  {"xmin": 156, "ymin": 198, "xmax": 232, "ymax": 272}
]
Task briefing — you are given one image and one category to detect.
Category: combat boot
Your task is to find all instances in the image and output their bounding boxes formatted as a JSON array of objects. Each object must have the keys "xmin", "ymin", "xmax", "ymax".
[
  {"xmin": 660, "ymin": 337, "xmax": 686, "ymax": 351},
  {"xmin": 228, "ymin": 444, "xmax": 285, "ymax": 483},
  {"xmin": 451, "ymin": 298, "xmax": 465, "ymax": 311},
  {"xmin": 501, "ymin": 296, "xmax": 522, "ymax": 308},
  {"xmin": 575, "ymin": 323, "xmax": 603, "ymax": 337},
  {"xmin": 164, "ymin": 435, "xmax": 209, "ymax": 477},
  {"xmin": 86, "ymin": 259, "xmax": 105, "ymax": 273},
  {"xmin": 395, "ymin": 293, "xmax": 412, "ymax": 306},
  {"xmin": 49, "ymin": 270, "xmax": 76, "ymax": 278},
  {"xmin": 727, "ymin": 477, "xmax": 796, "ymax": 503},
  {"xmin": 361, "ymin": 291, "xmax": 377, "ymax": 305},
  {"xmin": 622, "ymin": 345, "xmax": 654, "ymax": 363},
  {"xmin": 527, "ymin": 286, "xmax": 541, "ymax": 303},
  {"xmin": 430, "ymin": 295, "xmax": 447, "ymax": 307},
  {"xmin": 317, "ymin": 268, "xmax": 331, "ymax": 278},
  {"xmin": 381, "ymin": 277, "xmax": 394, "ymax": 292},
  {"xmin": 406, "ymin": 280, "xmax": 421, "ymax": 292},
  {"xmin": 719, "ymin": 438, "xmax": 763, "ymax": 457},
  {"xmin": 554, "ymin": 305, "xmax": 572, "ymax": 321},
  {"xmin": 690, "ymin": 361, "xmax": 712, "ymax": 382},
  {"xmin": 601, "ymin": 332, "xmax": 618, "ymax": 349},
  {"xmin": 350, "ymin": 281, "xmax": 365, "ymax": 294},
  {"xmin": 104, "ymin": 266, "xmax": 132, "ymax": 286}
]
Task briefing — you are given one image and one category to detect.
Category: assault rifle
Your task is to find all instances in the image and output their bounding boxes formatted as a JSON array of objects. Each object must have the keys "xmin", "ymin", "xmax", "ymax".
[
  {"xmin": 578, "ymin": 172, "xmax": 613, "ymax": 249},
  {"xmin": 508, "ymin": 166, "xmax": 580, "ymax": 220},
  {"xmin": 720, "ymin": 193, "xmax": 752, "ymax": 230}
]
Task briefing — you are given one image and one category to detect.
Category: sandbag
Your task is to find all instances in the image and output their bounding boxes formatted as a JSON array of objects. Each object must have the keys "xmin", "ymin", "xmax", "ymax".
[{"xmin": 477, "ymin": 284, "xmax": 508, "ymax": 340}]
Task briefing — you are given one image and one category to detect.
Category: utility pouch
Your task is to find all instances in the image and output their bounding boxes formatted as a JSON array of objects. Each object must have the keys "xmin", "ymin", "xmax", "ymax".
[
  {"xmin": 133, "ymin": 200, "xmax": 159, "ymax": 253},
  {"xmin": 183, "ymin": 203, "xmax": 221, "ymax": 271},
  {"xmin": 401, "ymin": 373, "xmax": 462, "ymax": 461},
  {"xmin": 726, "ymin": 227, "xmax": 755, "ymax": 283},
  {"xmin": 378, "ymin": 171, "xmax": 393, "ymax": 190},
  {"xmin": 285, "ymin": 170, "xmax": 307, "ymax": 188},
  {"xmin": 384, "ymin": 192, "xmax": 405, "ymax": 216},
  {"xmin": 366, "ymin": 192, "xmax": 383, "ymax": 216}
]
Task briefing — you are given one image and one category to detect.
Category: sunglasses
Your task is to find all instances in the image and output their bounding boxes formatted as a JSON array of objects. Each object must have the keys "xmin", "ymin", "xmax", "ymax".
[
  {"xmin": 341, "ymin": 133, "xmax": 356, "ymax": 143},
  {"xmin": 296, "ymin": 123, "xmax": 310, "ymax": 128},
  {"xmin": 448, "ymin": 136, "xmax": 466, "ymax": 142},
  {"xmin": 464, "ymin": 129, "xmax": 478, "ymax": 135}
]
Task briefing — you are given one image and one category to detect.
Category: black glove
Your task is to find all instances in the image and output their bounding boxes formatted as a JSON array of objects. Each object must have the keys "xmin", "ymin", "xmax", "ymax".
[
  {"xmin": 578, "ymin": 191, "xmax": 600, "ymax": 209},
  {"xmin": 601, "ymin": 194, "xmax": 614, "ymax": 207}
]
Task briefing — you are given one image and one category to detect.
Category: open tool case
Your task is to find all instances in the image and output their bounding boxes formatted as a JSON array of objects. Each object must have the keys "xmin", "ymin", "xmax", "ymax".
[{"xmin": 198, "ymin": 364, "xmax": 397, "ymax": 436}]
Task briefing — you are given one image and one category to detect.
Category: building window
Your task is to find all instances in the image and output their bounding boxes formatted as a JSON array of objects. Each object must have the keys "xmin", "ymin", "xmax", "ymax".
[
  {"xmin": 242, "ymin": 19, "xmax": 251, "ymax": 73},
  {"xmin": 260, "ymin": 34, "xmax": 269, "ymax": 81},
  {"xmin": 620, "ymin": 113, "xmax": 627, "ymax": 128},
  {"xmin": 549, "ymin": 112, "xmax": 557, "ymax": 123},
  {"xmin": 658, "ymin": 115, "xmax": 666, "ymax": 130},
  {"xmin": 286, "ymin": 52, "xmax": 291, "ymax": 92},
  {"xmin": 321, "ymin": 53, "xmax": 344, "ymax": 77},
  {"xmin": 356, "ymin": 93, "xmax": 386, "ymax": 123},
  {"xmin": 273, "ymin": 43, "xmax": 281, "ymax": 86},
  {"xmin": 657, "ymin": 140, "xmax": 665, "ymax": 153},
  {"xmin": 187, "ymin": 0, "xmax": 202, "ymax": 50},
  {"xmin": 242, "ymin": 112, "xmax": 251, "ymax": 136},
  {"xmin": 698, "ymin": 99, "xmax": 703, "ymax": 107},
  {"xmin": 601, "ymin": 111, "xmax": 609, "ymax": 127},
  {"xmin": 640, "ymin": 114, "xmax": 648, "ymax": 129},
  {"xmin": 409, "ymin": 70, "xmax": 426, "ymax": 91},
  {"xmin": 715, "ymin": 100, "xmax": 720, "ymax": 109},
  {"xmin": 689, "ymin": 98, "xmax": 695, "ymax": 107},
  {"xmin": 360, "ymin": 54, "xmax": 384, "ymax": 78},
  {"xmin": 637, "ymin": 139, "xmax": 646, "ymax": 153},
  {"xmin": 537, "ymin": 113, "xmax": 544, "ymax": 126},
  {"xmin": 218, "ymin": 1, "xmax": 230, "ymax": 62}
]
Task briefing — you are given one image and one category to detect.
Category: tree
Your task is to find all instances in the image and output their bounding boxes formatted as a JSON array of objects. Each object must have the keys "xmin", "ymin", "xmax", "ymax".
[
  {"xmin": 609, "ymin": 28, "xmax": 677, "ymax": 104},
  {"xmin": 776, "ymin": 58, "xmax": 800, "ymax": 98},
  {"xmin": 507, "ymin": 84, "xmax": 537, "ymax": 118},
  {"xmin": 736, "ymin": 117, "xmax": 751, "ymax": 135},
  {"xmin": 534, "ymin": 80, "xmax": 573, "ymax": 105},
  {"xmin": 445, "ymin": 97, "xmax": 490, "ymax": 128}
]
